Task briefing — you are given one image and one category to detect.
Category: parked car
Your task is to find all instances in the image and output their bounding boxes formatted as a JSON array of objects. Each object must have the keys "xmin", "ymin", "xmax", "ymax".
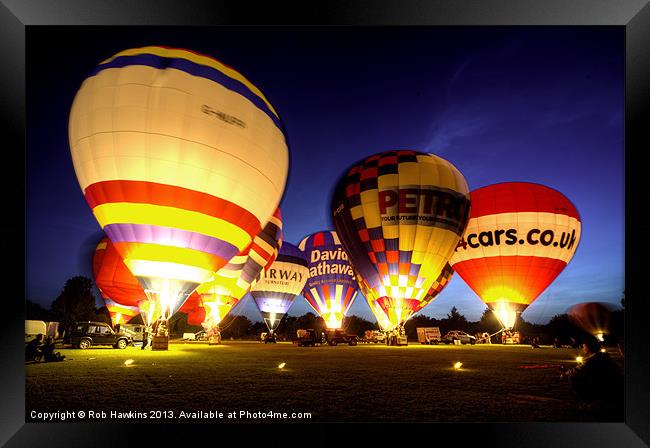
[
  {"xmin": 325, "ymin": 329, "xmax": 358, "ymax": 346},
  {"xmin": 441, "ymin": 330, "xmax": 476, "ymax": 345},
  {"xmin": 66, "ymin": 321, "xmax": 133, "ymax": 349},
  {"xmin": 195, "ymin": 331, "xmax": 208, "ymax": 341},
  {"xmin": 361, "ymin": 330, "xmax": 387, "ymax": 344}
]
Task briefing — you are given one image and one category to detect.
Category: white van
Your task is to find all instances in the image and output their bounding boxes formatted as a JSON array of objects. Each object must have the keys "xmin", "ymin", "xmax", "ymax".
[
  {"xmin": 25, "ymin": 320, "xmax": 47, "ymax": 343},
  {"xmin": 121, "ymin": 324, "xmax": 146, "ymax": 344}
]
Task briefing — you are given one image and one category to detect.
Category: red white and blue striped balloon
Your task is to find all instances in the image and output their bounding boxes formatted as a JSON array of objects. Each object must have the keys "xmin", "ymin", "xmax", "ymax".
[{"xmin": 299, "ymin": 231, "xmax": 358, "ymax": 329}]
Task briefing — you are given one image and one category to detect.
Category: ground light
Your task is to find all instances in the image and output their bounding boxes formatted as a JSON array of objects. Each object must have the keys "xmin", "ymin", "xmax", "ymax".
[
  {"xmin": 454, "ymin": 362, "xmax": 463, "ymax": 370},
  {"xmin": 124, "ymin": 359, "xmax": 134, "ymax": 366},
  {"xmin": 278, "ymin": 362, "xmax": 286, "ymax": 369}
]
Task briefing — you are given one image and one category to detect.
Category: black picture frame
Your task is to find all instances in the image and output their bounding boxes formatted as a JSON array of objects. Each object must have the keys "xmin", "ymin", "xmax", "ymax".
[{"xmin": 5, "ymin": 0, "xmax": 649, "ymax": 446}]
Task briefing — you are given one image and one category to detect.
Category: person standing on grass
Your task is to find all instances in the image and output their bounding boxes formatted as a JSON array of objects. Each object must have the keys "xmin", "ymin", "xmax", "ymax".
[
  {"xmin": 484, "ymin": 332, "xmax": 491, "ymax": 344},
  {"xmin": 142, "ymin": 326, "xmax": 150, "ymax": 350}
]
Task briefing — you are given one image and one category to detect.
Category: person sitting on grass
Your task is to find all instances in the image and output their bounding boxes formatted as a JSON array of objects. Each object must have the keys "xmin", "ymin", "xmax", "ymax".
[
  {"xmin": 25, "ymin": 334, "xmax": 44, "ymax": 362},
  {"xmin": 560, "ymin": 337, "xmax": 622, "ymax": 416},
  {"xmin": 42, "ymin": 336, "xmax": 66, "ymax": 362}
]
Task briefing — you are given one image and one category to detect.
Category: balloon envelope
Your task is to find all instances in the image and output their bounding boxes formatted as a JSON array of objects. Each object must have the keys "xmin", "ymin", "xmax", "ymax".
[
  {"xmin": 331, "ymin": 150, "xmax": 470, "ymax": 329},
  {"xmin": 299, "ymin": 230, "xmax": 358, "ymax": 329},
  {"xmin": 450, "ymin": 182, "xmax": 581, "ymax": 328},
  {"xmin": 93, "ymin": 237, "xmax": 146, "ymax": 308},
  {"xmin": 568, "ymin": 302, "xmax": 614, "ymax": 340},
  {"xmin": 94, "ymin": 237, "xmax": 200, "ymax": 326},
  {"xmin": 103, "ymin": 297, "xmax": 140, "ymax": 327},
  {"xmin": 70, "ymin": 46, "xmax": 289, "ymax": 320},
  {"xmin": 187, "ymin": 306, "xmax": 206, "ymax": 327},
  {"xmin": 195, "ymin": 208, "xmax": 283, "ymax": 329},
  {"xmin": 250, "ymin": 242, "xmax": 309, "ymax": 332}
]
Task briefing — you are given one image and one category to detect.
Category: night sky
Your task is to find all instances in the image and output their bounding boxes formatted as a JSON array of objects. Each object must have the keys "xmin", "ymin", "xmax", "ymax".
[{"xmin": 26, "ymin": 27, "xmax": 624, "ymax": 324}]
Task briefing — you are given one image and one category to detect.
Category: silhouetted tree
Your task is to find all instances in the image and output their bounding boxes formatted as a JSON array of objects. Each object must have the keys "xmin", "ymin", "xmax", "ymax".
[
  {"xmin": 545, "ymin": 313, "xmax": 589, "ymax": 346},
  {"xmin": 404, "ymin": 315, "xmax": 441, "ymax": 339},
  {"xmin": 51, "ymin": 276, "xmax": 99, "ymax": 336},
  {"xmin": 168, "ymin": 311, "xmax": 202, "ymax": 337},
  {"xmin": 25, "ymin": 299, "xmax": 53, "ymax": 321},
  {"xmin": 440, "ymin": 306, "xmax": 470, "ymax": 333},
  {"xmin": 476, "ymin": 308, "xmax": 501, "ymax": 334},
  {"xmin": 220, "ymin": 315, "xmax": 253, "ymax": 339},
  {"xmin": 95, "ymin": 306, "xmax": 112, "ymax": 325},
  {"xmin": 342, "ymin": 315, "xmax": 375, "ymax": 336},
  {"xmin": 515, "ymin": 317, "xmax": 546, "ymax": 343}
]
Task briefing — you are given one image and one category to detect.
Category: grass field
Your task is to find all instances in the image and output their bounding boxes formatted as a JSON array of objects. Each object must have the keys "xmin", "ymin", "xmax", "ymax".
[{"xmin": 25, "ymin": 341, "xmax": 624, "ymax": 423}]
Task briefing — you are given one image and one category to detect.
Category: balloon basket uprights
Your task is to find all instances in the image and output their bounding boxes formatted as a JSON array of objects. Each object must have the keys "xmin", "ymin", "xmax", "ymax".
[
  {"xmin": 151, "ymin": 318, "xmax": 170, "ymax": 351},
  {"xmin": 151, "ymin": 335, "xmax": 169, "ymax": 351},
  {"xmin": 386, "ymin": 326, "xmax": 408, "ymax": 346}
]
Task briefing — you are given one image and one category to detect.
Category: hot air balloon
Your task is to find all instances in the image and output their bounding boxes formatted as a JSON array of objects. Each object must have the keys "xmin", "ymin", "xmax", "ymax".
[
  {"xmin": 298, "ymin": 230, "xmax": 358, "ymax": 329},
  {"xmin": 187, "ymin": 306, "xmax": 206, "ymax": 327},
  {"xmin": 178, "ymin": 291, "xmax": 202, "ymax": 315},
  {"xmin": 69, "ymin": 46, "xmax": 289, "ymax": 333},
  {"xmin": 450, "ymin": 182, "xmax": 581, "ymax": 329},
  {"xmin": 568, "ymin": 302, "xmax": 614, "ymax": 342},
  {"xmin": 193, "ymin": 208, "xmax": 283, "ymax": 334},
  {"xmin": 250, "ymin": 242, "xmax": 309, "ymax": 336},
  {"xmin": 93, "ymin": 237, "xmax": 146, "ymax": 308},
  {"xmin": 94, "ymin": 237, "xmax": 201, "ymax": 327},
  {"xmin": 93, "ymin": 236, "xmax": 151, "ymax": 325},
  {"xmin": 331, "ymin": 150, "xmax": 470, "ymax": 331},
  {"xmin": 103, "ymin": 297, "xmax": 140, "ymax": 327}
]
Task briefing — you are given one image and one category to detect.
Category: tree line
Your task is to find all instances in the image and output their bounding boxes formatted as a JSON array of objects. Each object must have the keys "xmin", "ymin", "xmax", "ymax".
[{"xmin": 27, "ymin": 276, "xmax": 624, "ymax": 345}]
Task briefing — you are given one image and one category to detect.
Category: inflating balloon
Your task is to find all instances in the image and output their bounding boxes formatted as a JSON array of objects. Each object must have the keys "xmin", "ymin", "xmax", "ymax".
[
  {"xmin": 93, "ymin": 237, "xmax": 147, "ymax": 308},
  {"xmin": 103, "ymin": 297, "xmax": 140, "ymax": 327},
  {"xmin": 568, "ymin": 302, "xmax": 614, "ymax": 341},
  {"xmin": 69, "ymin": 46, "xmax": 289, "ymax": 324},
  {"xmin": 94, "ymin": 237, "xmax": 199, "ymax": 327},
  {"xmin": 450, "ymin": 182, "xmax": 581, "ymax": 329},
  {"xmin": 332, "ymin": 150, "xmax": 470, "ymax": 330},
  {"xmin": 250, "ymin": 242, "xmax": 309, "ymax": 334},
  {"xmin": 195, "ymin": 208, "xmax": 283, "ymax": 330},
  {"xmin": 299, "ymin": 230, "xmax": 358, "ymax": 329},
  {"xmin": 187, "ymin": 306, "xmax": 206, "ymax": 327}
]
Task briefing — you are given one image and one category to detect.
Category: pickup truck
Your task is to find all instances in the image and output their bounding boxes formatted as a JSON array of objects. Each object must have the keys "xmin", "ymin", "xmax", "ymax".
[{"xmin": 325, "ymin": 329, "xmax": 358, "ymax": 346}]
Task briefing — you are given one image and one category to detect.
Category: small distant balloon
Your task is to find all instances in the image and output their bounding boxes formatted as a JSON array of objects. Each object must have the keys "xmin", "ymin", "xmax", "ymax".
[{"xmin": 568, "ymin": 302, "xmax": 615, "ymax": 340}]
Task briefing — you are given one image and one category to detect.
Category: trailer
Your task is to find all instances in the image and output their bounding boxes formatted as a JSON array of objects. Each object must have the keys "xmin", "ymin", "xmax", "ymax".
[
  {"xmin": 294, "ymin": 329, "xmax": 325, "ymax": 347},
  {"xmin": 25, "ymin": 320, "xmax": 47, "ymax": 343},
  {"xmin": 417, "ymin": 327, "xmax": 442, "ymax": 344}
]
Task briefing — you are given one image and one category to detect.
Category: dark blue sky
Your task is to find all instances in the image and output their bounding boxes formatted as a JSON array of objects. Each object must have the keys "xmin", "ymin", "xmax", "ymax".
[{"xmin": 26, "ymin": 27, "xmax": 624, "ymax": 324}]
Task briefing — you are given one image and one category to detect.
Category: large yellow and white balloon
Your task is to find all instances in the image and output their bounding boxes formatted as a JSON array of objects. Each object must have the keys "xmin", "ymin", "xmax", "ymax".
[{"xmin": 69, "ymin": 46, "xmax": 289, "ymax": 320}]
